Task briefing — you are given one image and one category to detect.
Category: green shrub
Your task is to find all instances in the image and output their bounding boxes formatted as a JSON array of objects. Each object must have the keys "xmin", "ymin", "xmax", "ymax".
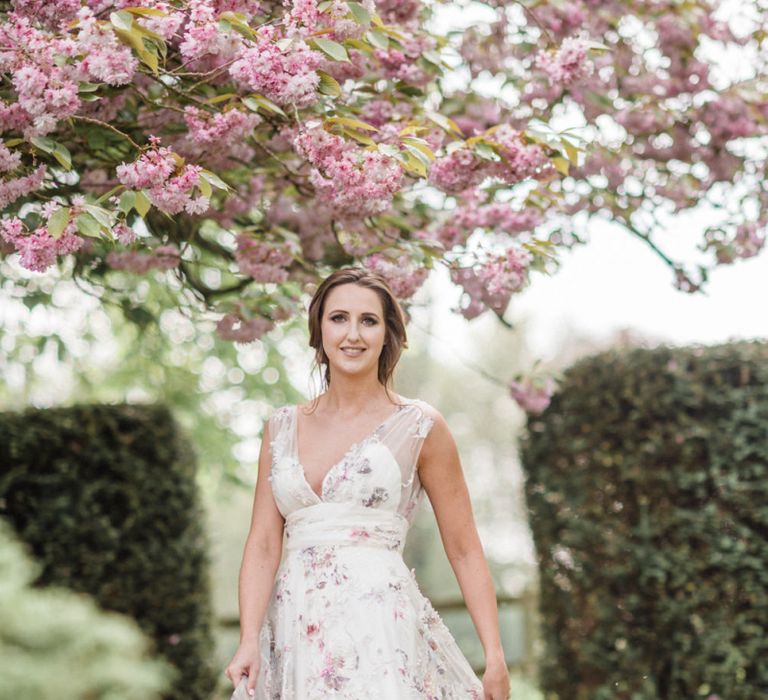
[
  {"xmin": 0, "ymin": 403, "xmax": 217, "ymax": 700},
  {"xmin": 520, "ymin": 341, "xmax": 768, "ymax": 700},
  {"xmin": 0, "ymin": 517, "xmax": 175, "ymax": 699}
]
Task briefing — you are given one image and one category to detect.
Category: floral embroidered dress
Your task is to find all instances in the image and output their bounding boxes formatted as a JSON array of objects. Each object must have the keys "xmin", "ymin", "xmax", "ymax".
[{"xmin": 231, "ymin": 397, "xmax": 484, "ymax": 700}]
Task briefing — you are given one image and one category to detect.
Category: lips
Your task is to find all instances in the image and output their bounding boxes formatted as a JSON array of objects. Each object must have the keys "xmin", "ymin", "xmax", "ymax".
[{"xmin": 340, "ymin": 347, "xmax": 365, "ymax": 356}]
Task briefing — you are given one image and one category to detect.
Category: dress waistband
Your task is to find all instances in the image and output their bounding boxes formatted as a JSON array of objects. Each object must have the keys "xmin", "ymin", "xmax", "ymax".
[{"xmin": 284, "ymin": 502, "xmax": 408, "ymax": 553}]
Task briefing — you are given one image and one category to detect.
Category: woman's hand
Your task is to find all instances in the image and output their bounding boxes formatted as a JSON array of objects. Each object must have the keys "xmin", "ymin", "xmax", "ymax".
[
  {"xmin": 224, "ymin": 637, "xmax": 261, "ymax": 697},
  {"xmin": 482, "ymin": 655, "xmax": 510, "ymax": 700}
]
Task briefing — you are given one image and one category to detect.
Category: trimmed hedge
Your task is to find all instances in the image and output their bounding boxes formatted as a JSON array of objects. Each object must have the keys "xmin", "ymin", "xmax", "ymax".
[
  {"xmin": 0, "ymin": 518, "xmax": 175, "ymax": 699},
  {"xmin": 0, "ymin": 403, "xmax": 217, "ymax": 700},
  {"xmin": 521, "ymin": 341, "xmax": 768, "ymax": 700}
]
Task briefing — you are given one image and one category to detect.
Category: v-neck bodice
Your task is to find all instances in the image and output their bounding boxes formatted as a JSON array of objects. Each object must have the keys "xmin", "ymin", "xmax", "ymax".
[
  {"xmin": 293, "ymin": 403, "xmax": 407, "ymax": 501},
  {"xmin": 267, "ymin": 398, "xmax": 435, "ymax": 520}
]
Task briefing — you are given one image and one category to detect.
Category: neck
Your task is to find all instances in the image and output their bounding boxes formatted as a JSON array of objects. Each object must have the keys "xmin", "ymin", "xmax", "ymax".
[{"xmin": 319, "ymin": 371, "xmax": 395, "ymax": 415}]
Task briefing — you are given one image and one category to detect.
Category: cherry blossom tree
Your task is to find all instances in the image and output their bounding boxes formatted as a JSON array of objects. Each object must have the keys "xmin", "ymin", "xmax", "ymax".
[{"xmin": 1, "ymin": 0, "xmax": 765, "ymax": 387}]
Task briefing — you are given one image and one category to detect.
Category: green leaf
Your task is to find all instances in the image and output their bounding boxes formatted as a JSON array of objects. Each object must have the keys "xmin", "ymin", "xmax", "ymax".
[
  {"xmin": 365, "ymin": 29, "xmax": 389, "ymax": 50},
  {"xmin": 134, "ymin": 190, "xmax": 151, "ymax": 217},
  {"xmin": 403, "ymin": 143, "xmax": 432, "ymax": 168},
  {"xmin": 552, "ymin": 156, "xmax": 570, "ymax": 176},
  {"xmin": 377, "ymin": 144, "xmax": 400, "ymax": 158},
  {"xmin": 325, "ymin": 116, "xmax": 379, "ymax": 132},
  {"xmin": 401, "ymin": 137, "xmax": 435, "ymax": 161},
  {"xmin": 421, "ymin": 50, "xmax": 443, "ymax": 67},
  {"xmin": 47, "ymin": 207, "xmax": 70, "ymax": 239},
  {"xmin": 347, "ymin": 2, "xmax": 371, "ymax": 25},
  {"xmin": 76, "ymin": 212, "xmax": 102, "ymax": 238},
  {"xmin": 200, "ymin": 170, "xmax": 231, "ymax": 191},
  {"xmin": 198, "ymin": 176, "xmax": 212, "ymax": 199},
  {"xmin": 243, "ymin": 94, "xmax": 287, "ymax": 117},
  {"xmin": 52, "ymin": 143, "xmax": 72, "ymax": 170},
  {"xmin": 110, "ymin": 10, "xmax": 133, "ymax": 32},
  {"xmin": 123, "ymin": 6, "xmax": 167, "ymax": 16},
  {"xmin": 317, "ymin": 70, "xmax": 342, "ymax": 97},
  {"xmin": 312, "ymin": 38, "xmax": 350, "ymax": 62},
  {"xmin": 203, "ymin": 92, "xmax": 238, "ymax": 104},
  {"xmin": 341, "ymin": 128, "xmax": 377, "ymax": 147},
  {"xmin": 583, "ymin": 40, "xmax": 610, "ymax": 52},
  {"xmin": 118, "ymin": 190, "xmax": 136, "ymax": 215},
  {"xmin": 398, "ymin": 151, "xmax": 427, "ymax": 177},
  {"xmin": 473, "ymin": 141, "xmax": 500, "ymax": 162},
  {"xmin": 30, "ymin": 136, "xmax": 55, "ymax": 154},
  {"xmin": 425, "ymin": 111, "xmax": 463, "ymax": 137},
  {"xmin": 84, "ymin": 204, "xmax": 112, "ymax": 228}
]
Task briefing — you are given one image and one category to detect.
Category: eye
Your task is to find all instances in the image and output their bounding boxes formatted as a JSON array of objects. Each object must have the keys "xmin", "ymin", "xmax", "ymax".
[
  {"xmin": 362, "ymin": 317, "xmax": 378, "ymax": 326},
  {"xmin": 329, "ymin": 313, "xmax": 346, "ymax": 322}
]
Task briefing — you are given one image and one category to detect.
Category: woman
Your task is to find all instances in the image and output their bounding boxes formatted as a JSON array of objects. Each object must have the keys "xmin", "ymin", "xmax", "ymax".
[{"xmin": 225, "ymin": 267, "xmax": 510, "ymax": 699}]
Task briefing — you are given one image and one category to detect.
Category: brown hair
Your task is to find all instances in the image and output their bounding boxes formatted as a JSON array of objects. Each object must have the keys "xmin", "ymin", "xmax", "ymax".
[{"xmin": 307, "ymin": 267, "xmax": 408, "ymax": 389}]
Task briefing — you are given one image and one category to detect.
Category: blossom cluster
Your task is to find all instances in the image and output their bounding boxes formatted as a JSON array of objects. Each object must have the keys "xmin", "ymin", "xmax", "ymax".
[
  {"xmin": 116, "ymin": 140, "xmax": 209, "ymax": 216},
  {"xmin": 508, "ymin": 376, "xmax": 555, "ymax": 414},
  {"xmin": 429, "ymin": 126, "xmax": 552, "ymax": 195},
  {"xmin": 106, "ymin": 244, "xmax": 181, "ymax": 274},
  {"xmin": 0, "ymin": 8, "xmax": 137, "ymax": 138},
  {"xmin": 234, "ymin": 234, "xmax": 294, "ymax": 283},
  {"xmin": 216, "ymin": 311, "xmax": 275, "ymax": 343},
  {"xmin": 0, "ymin": 165, "xmax": 46, "ymax": 210},
  {"xmin": 362, "ymin": 253, "xmax": 429, "ymax": 299},
  {"xmin": 294, "ymin": 124, "xmax": 403, "ymax": 219},
  {"xmin": 230, "ymin": 25, "xmax": 321, "ymax": 108},
  {"xmin": 535, "ymin": 38, "xmax": 593, "ymax": 87},
  {"xmin": 450, "ymin": 246, "xmax": 532, "ymax": 319},
  {"xmin": 0, "ymin": 212, "xmax": 84, "ymax": 273}
]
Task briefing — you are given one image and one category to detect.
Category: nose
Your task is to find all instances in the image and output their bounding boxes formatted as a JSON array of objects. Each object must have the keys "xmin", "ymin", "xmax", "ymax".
[{"xmin": 346, "ymin": 322, "xmax": 361, "ymax": 341}]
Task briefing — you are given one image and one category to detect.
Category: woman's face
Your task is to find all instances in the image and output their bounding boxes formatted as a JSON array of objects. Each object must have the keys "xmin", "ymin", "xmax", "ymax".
[{"xmin": 320, "ymin": 283, "xmax": 387, "ymax": 380}]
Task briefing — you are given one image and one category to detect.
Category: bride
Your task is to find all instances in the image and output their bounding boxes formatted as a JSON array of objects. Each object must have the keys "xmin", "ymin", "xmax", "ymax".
[{"xmin": 224, "ymin": 267, "xmax": 510, "ymax": 699}]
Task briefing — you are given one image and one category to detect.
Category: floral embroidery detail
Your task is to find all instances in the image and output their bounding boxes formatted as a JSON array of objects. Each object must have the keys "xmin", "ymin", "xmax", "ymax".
[{"xmin": 362, "ymin": 486, "xmax": 389, "ymax": 508}]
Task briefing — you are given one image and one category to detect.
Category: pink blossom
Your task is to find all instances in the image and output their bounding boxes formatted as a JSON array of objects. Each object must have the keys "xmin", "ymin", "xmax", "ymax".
[
  {"xmin": 106, "ymin": 244, "xmax": 181, "ymax": 274},
  {"xmin": 74, "ymin": 7, "xmax": 139, "ymax": 86},
  {"xmin": 0, "ymin": 213, "xmax": 84, "ymax": 273},
  {"xmin": 700, "ymin": 96, "xmax": 758, "ymax": 145},
  {"xmin": 375, "ymin": 0, "xmax": 421, "ymax": 25},
  {"xmin": 428, "ymin": 149, "xmax": 485, "ymax": 194},
  {"xmin": 489, "ymin": 126, "xmax": 553, "ymax": 184},
  {"xmin": 294, "ymin": 125, "xmax": 403, "ymax": 218},
  {"xmin": 477, "ymin": 247, "xmax": 531, "ymax": 298},
  {"xmin": 112, "ymin": 222, "xmax": 137, "ymax": 245},
  {"xmin": 535, "ymin": 38, "xmax": 593, "ymax": 87},
  {"xmin": 117, "ymin": 141, "xmax": 209, "ymax": 216},
  {"xmin": 216, "ymin": 312, "xmax": 275, "ymax": 343},
  {"xmin": 230, "ymin": 26, "xmax": 321, "ymax": 108},
  {"xmin": 0, "ymin": 165, "xmax": 47, "ymax": 209},
  {"xmin": 183, "ymin": 106, "xmax": 261, "ymax": 147},
  {"xmin": 362, "ymin": 253, "xmax": 429, "ymax": 299},
  {"xmin": 234, "ymin": 234, "xmax": 293, "ymax": 282},
  {"xmin": 10, "ymin": 0, "xmax": 80, "ymax": 29},
  {"xmin": 455, "ymin": 203, "xmax": 542, "ymax": 235},
  {"xmin": 450, "ymin": 247, "xmax": 531, "ymax": 318},
  {"xmin": 509, "ymin": 376, "xmax": 555, "ymax": 414},
  {"xmin": 0, "ymin": 142, "xmax": 22, "ymax": 173}
]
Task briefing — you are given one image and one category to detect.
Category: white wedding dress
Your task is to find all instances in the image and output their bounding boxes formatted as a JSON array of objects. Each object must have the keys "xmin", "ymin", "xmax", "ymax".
[{"xmin": 231, "ymin": 398, "xmax": 484, "ymax": 699}]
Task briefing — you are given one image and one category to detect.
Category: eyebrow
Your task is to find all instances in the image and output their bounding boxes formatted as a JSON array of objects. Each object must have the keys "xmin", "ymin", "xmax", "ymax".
[{"xmin": 327, "ymin": 309, "xmax": 381, "ymax": 318}]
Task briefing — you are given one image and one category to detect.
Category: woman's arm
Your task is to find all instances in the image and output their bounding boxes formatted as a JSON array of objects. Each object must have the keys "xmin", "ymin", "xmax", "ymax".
[
  {"xmin": 237, "ymin": 418, "xmax": 285, "ymax": 642},
  {"xmin": 226, "ymin": 418, "xmax": 286, "ymax": 694},
  {"xmin": 417, "ymin": 407, "xmax": 507, "ymax": 670}
]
